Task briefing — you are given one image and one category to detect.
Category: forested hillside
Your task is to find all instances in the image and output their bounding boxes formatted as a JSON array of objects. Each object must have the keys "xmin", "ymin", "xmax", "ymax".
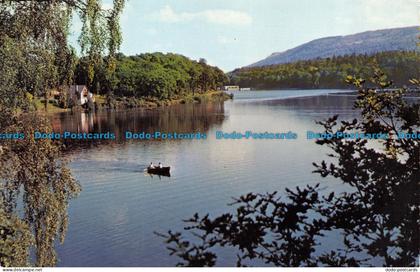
[
  {"xmin": 249, "ymin": 26, "xmax": 419, "ymax": 67},
  {"xmin": 75, "ymin": 53, "xmax": 228, "ymax": 100},
  {"xmin": 230, "ymin": 51, "xmax": 420, "ymax": 89}
]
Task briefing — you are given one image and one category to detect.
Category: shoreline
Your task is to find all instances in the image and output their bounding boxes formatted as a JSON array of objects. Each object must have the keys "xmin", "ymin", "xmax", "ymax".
[{"xmin": 36, "ymin": 90, "xmax": 233, "ymax": 114}]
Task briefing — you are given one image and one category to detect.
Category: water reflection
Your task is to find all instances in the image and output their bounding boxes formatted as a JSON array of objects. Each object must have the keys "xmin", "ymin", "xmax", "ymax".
[
  {"xmin": 49, "ymin": 102, "xmax": 226, "ymax": 149},
  {"xmin": 54, "ymin": 90, "xmax": 366, "ymax": 267}
]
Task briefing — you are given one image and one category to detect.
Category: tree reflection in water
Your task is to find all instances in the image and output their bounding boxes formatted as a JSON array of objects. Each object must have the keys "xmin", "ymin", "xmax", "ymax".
[{"xmin": 50, "ymin": 102, "xmax": 226, "ymax": 150}]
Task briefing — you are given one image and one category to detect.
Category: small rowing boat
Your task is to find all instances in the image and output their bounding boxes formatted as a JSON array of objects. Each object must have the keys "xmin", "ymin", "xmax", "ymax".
[{"xmin": 147, "ymin": 166, "xmax": 171, "ymax": 176}]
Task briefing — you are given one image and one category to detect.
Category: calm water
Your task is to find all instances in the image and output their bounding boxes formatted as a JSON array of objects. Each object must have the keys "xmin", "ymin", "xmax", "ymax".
[{"xmin": 54, "ymin": 89, "xmax": 358, "ymax": 266}]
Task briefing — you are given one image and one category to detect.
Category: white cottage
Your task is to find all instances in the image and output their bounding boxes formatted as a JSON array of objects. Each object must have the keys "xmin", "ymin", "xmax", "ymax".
[{"xmin": 68, "ymin": 85, "xmax": 95, "ymax": 106}]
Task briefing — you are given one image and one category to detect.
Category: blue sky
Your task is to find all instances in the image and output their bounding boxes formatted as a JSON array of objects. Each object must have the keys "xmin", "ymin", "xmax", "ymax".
[{"xmin": 70, "ymin": 0, "xmax": 419, "ymax": 71}]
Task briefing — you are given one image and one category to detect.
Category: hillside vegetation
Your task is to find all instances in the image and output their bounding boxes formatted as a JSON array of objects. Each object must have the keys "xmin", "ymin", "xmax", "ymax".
[
  {"xmin": 75, "ymin": 53, "xmax": 228, "ymax": 100},
  {"xmin": 250, "ymin": 26, "xmax": 419, "ymax": 67},
  {"xmin": 230, "ymin": 51, "xmax": 420, "ymax": 89}
]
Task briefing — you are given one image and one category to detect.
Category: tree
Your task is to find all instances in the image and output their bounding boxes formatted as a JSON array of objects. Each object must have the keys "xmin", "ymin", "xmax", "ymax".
[
  {"xmin": 108, "ymin": 53, "xmax": 228, "ymax": 99},
  {"xmin": 229, "ymin": 51, "xmax": 420, "ymax": 90},
  {"xmin": 0, "ymin": 114, "xmax": 81, "ymax": 266},
  {"xmin": 0, "ymin": 198, "xmax": 33, "ymax": 267},
  {"xmin": 157, "ymin": 72, "xmax": 420, "ymax": 267},
  {"xmin": 78, "ymin": 0, "xmax": 125, "ymax": 93},
  {"xmin": 0, "ymin": 0, "xmax": 125, "ymax": 266}
]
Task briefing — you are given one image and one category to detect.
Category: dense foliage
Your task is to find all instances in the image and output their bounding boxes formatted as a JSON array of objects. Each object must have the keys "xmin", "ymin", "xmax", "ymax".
[
  {"xmin": 75, "ymin": 53, "xmax": 228, "ymax": 99},
  {"xmin": 0, "ymin": 0, "xmax": 125, "ymax": 267},
  {"xmin": 158, "ymin": 72, "xmax": 420, "ymax": 267},
  {"xmin": 0, "ymin": 114, "xmax": 81, "ymax": 266},
  {"xmin": 230, "ymin": 51, "xmax": 420, "ymax": 89}
]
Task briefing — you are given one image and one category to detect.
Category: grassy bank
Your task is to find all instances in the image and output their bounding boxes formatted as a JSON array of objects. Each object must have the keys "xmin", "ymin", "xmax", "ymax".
[
  {"xmin": 35, "ymin": 91, "xmax": 233, "ymax": 113},
  {"xmin": 33, "ymin": 98, "xmax": 71, "ymax": 113},
  {"xmin": 101, "ymin": 91, "xmax": 232, "ymax": 110}
]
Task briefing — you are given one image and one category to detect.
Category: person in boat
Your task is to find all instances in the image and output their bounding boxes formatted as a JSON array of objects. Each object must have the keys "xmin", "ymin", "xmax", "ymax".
[
  {"xmin": 149, "ymin": 162, "xmax": 155, "ymax": 169},
  {"xmin": 158, "ymin": 162, "xmax": 163, "ymax": 168}
]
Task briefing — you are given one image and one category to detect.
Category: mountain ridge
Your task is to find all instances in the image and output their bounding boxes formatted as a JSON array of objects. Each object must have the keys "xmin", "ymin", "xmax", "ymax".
[{"xmin": 248, "ymin": 26, "xmax": 419, "ymax": 67}]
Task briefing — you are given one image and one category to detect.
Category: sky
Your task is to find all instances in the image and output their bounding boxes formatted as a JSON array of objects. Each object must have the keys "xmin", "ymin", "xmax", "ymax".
[{"xmin": 70, "ymin": 0, "xmax": 419, "ymax": 71}]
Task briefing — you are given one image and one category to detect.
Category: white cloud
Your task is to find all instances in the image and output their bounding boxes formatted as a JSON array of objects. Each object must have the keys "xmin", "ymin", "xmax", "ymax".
[
  {"xmin": 203, "ymin": 9, "xmax": 253, "ymax": 26},
  {"xmin": 155, "ymin": 5, "xmax": 252, "ymax": 26},
  {"xmin": 358, "ymin": 0, "xmax": 419, "ymax": 29},
  {"xmin": 217, "ymin": 35, "xmax": 239, "ymax": 44}
]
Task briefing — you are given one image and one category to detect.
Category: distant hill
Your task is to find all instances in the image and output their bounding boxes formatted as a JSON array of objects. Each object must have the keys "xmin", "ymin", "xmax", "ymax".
[
  {"xmin": 249, "ymin": 26, "xmax": 419, "ymax": 67},
  {"xmin": 230, "ymin": 51, "xmax": 420, "ymax": 90}
]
